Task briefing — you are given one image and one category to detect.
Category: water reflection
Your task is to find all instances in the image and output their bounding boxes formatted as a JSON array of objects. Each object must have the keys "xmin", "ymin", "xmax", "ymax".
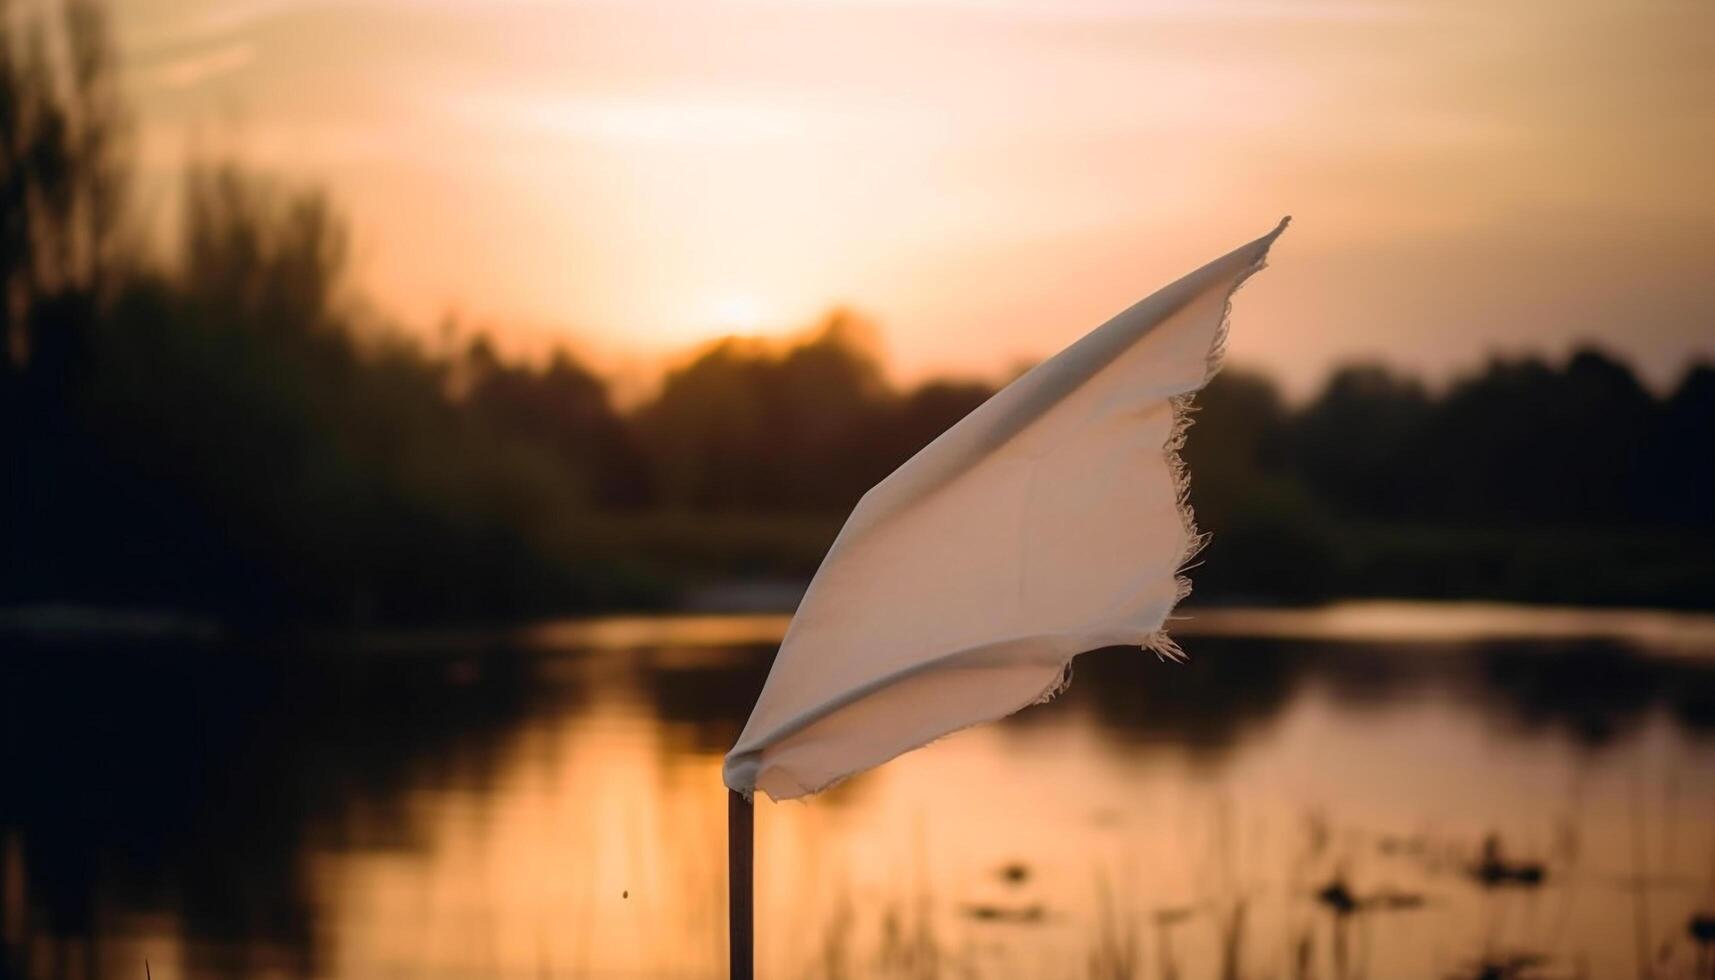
[
  {"xmin": 3, "ymin": 604, "xmax": 1714, "ymax": 979},
  {"xmin": 1, "ymin": 641, "xmax": 569, "ymax": 980},
  {"xmin": 1472, "ymin": 640, "xmax": 1715, "ymax": 745}
]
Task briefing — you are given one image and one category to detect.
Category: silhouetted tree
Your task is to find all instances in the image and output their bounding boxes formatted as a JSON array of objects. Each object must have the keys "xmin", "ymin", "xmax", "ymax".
[
  {"xmin": 1, "ymin": 0, "xmax": 128, "ymax": 614},
  {"xmin": 0, "ymin": 0, "xmax": 124, "ymax": 368},
  {"xmin": 1648, "ymin": 362, "xmax": 1715, "ymax": 527},
  {"xmin": 637, "ymin": 311, "xmax": 891, "ymax": 511},
  {"xmin": 1182, "ymin": 368, "xmax": 1291, "ymax": 524},
  {"xmin": 183, "ymin": 165, "xmax": 347, "ymax": 337},
  {"xmin": 1290, "ymin": 364, "xmax": 1432, "ymax": 519},
  {"xmin": 884, "ymin": 379, "xmax": 993, "ymax": 464},
  {"xmin": 1408, "ymin": 349, "xmax": 1654, "ymax": 525},
  {"xmin": 464, "ymin": 340, "xmax": 651, "ymax": 506},
  {"xmin": 1186, "ymin": 369, "xmax": 1338, "ymax": 600}
]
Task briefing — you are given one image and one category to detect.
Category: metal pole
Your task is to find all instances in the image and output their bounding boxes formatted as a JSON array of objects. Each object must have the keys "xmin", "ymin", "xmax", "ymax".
[{"xmin": 727, "ymin": 789, "xmax": 754, "ymax": 980}]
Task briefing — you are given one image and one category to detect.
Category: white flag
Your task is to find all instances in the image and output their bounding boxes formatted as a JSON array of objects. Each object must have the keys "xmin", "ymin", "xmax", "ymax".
[{"xmin": 724, "ymin": 219, "xmax": 1289, "ymax": 801}]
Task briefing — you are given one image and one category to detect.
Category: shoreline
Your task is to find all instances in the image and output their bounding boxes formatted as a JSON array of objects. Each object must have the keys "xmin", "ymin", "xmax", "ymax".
[{"xmin": 9, "ymin": 597, "xmax": 1715, "ymax": 659}]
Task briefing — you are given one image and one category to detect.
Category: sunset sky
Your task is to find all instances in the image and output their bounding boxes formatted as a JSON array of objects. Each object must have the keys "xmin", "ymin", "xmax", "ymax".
[{"xmin": 113, "ymin": 0, "xmax": 1713, "ymax": 396}]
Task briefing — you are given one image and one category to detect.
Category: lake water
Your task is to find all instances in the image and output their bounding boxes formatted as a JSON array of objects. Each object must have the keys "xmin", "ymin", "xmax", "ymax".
[{"xmin": 4, "ymin": 602, "xmax": 1715, "ymax": 980}]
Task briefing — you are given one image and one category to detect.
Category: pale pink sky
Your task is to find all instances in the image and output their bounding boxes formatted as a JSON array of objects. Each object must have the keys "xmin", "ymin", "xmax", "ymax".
[{"xmin": 116, "ymin": 0, "xmax": 1714, "ymax": 395}]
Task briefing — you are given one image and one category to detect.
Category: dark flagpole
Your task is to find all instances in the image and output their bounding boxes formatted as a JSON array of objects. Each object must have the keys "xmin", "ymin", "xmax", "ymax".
[{"xmin": 728, "ymin": 789, "xmax": 754, "ymax": 980}]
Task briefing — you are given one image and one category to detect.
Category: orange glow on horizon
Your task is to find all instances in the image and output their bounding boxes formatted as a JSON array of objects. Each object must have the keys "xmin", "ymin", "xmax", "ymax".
[{"xmin": 115, "ymin": 0, "xmax": 1715, "ymax": 394}]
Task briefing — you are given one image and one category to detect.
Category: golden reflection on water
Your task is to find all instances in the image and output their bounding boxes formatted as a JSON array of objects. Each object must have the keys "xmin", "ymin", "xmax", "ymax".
[
  {"xmin": 14, "ymin": 602, "xmax": 1715, "ymax": 980},
  {"xmin": 318, "ymin": 675, "xmax": 732, "ymax": 979},
  {"xmin": 341, "ymin": 670, "xmax": 1711, "ymax": 979}
]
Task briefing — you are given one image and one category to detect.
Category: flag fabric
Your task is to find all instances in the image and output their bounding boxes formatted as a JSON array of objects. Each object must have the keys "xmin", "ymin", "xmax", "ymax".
[{"xmin": 724, "ymin": 219, "xmax": 1290, "ymax": 801}]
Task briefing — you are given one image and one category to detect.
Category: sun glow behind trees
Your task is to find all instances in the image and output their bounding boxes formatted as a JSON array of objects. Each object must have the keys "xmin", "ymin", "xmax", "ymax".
[{"xmin": 110, "ymin": 0, "xmax": 1715, "ymax": 395}]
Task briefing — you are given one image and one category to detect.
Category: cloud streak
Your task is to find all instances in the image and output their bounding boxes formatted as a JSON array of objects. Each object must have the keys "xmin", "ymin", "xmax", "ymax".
[{"xmin": 152, "ymin": 41, "xmax": 255, "ymax": 90}]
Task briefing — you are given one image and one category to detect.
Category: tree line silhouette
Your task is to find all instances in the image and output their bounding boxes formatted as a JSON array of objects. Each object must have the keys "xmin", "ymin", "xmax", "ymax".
[{"xmin": 2, "ymin": 1, "xmax": 1709, "ymax": 627}]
